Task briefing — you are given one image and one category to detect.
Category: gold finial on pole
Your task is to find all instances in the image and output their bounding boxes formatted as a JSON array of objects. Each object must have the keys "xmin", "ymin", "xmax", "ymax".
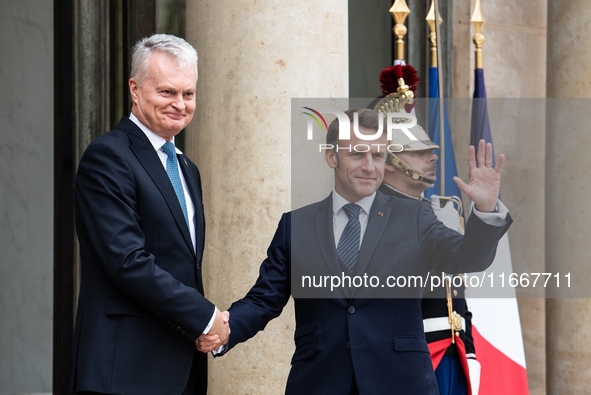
[
  {"xmin": 471, "ymin": 0, "xmax": 486, "ymax": 69},
  {"xmin": 426, "ymin": 0, "xmax": 443, "ymax": 67},
  {"xmin": 390, "ymin": 0, "xmax": 411, "ymax": 61}
]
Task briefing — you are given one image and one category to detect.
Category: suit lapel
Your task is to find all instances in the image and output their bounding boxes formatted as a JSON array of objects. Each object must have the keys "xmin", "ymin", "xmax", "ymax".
[
  {"xmin": 179, "ymin": 154, "xmax": 205, "ymax": 256},
  {"xmin": 314, "ymin": 195, "xmax": 342, "ymax": 278},
  {"xmin": 121, "ymin": 119, "xmax": 195, "ymax": 255},
  {"xmin": 355, "ymin": 192, "xmax": 391, "ymax": 276}
]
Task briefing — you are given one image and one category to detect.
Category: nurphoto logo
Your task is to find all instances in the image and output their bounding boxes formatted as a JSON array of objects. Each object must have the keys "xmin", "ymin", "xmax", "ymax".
[{"xmin": 301, "ymin": 107, "xmax": 419, "ymax": 153}]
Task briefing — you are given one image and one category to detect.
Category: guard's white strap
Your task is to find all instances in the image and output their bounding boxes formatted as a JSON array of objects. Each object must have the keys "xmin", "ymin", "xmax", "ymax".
[
  {"xmin": 467, "ymin": 358, "xmax": 481, "ymax": 395},
  {"xmin": 431, "ymin": 195, "xmax": 465, "ymax": 234},
  {"xmin": 423, "ymin": 316, "xmax": 466, "ymax": 333}
]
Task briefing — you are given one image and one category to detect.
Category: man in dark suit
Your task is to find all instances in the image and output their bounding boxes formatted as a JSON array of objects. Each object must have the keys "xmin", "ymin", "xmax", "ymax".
[
  {"xmin": 202, "ymin": 108, "xmax": 510, "ymax": 394},
  {"xmin": 69, "ymin": 34, "xmax": 229, "ymax": 395},
  {"xmin": 378, "ymin": 117, "xmax": 481, "ymax": 395}
]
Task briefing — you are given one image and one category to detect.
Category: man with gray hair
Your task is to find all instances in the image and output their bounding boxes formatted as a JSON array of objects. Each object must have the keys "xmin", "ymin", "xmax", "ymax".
[{"xmin": 69, "ymin": 34, "xmax": 228, "ymax": 395}]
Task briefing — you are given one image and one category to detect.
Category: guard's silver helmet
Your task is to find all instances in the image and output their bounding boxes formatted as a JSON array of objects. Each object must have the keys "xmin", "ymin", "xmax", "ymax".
[{"xmin": 373, "ymin": 76, "xmax": 438, "ymax": 183}]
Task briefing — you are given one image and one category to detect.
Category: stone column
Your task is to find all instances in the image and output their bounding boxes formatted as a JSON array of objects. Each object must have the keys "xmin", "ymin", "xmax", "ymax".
[
  {"xmin": 2, "ymin": 1, "xmax": 53, "ymax": 393},
  {"xmin": 479, "ymin": 3, "xmax": 548, "ymax": 394},
  {"xmin": 447, "ymin": 2, "xmax": 548, "ymax": 392},
  {"xmin": 546, "ymin": 1, "xmax": 591, "ymax": 392},
  {"xmin": 185, "ymin": 2, "xmax": 348, "ymax": 393}
]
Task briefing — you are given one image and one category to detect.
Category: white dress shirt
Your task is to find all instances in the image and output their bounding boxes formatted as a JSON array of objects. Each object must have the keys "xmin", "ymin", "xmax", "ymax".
[{"xmin": 331, "ymin": 189, "xmax": 376, "ymax": 248}]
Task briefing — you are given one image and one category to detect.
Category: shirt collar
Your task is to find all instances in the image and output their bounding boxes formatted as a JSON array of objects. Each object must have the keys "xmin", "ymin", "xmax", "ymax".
[
  {"xmin": 129, "ymin": 112, "xmax": 183, "ymax": 155},
  {"xmin": 331, "ymin": 188, "xmax": 376, "ymax": 216}
]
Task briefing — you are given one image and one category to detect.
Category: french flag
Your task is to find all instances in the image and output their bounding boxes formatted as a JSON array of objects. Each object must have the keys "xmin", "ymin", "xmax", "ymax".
[{"xmin": 466, "ymin": 67, "xmax": 529, "ymax": 395}]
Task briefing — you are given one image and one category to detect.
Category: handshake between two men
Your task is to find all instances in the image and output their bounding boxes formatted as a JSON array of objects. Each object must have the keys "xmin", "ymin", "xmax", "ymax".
[{"xmin": 197, "ymin": 308, "xmax": 230, "ymax": 352}]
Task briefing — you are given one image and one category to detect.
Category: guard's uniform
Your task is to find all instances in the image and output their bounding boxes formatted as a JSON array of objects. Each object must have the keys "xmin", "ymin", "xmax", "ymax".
[{"xmin": 373, "ymin": 64, "xmax": 480, "ymax": 395}]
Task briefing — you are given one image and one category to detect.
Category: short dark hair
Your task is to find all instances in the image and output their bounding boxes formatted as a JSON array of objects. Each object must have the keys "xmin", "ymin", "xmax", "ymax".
[{"xmin": 326, "ymin": 108, "xmax": 381, "ymax": 147}]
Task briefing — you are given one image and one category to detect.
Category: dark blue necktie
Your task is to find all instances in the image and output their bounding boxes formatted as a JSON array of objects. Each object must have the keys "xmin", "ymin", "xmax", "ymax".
[
  {"xmin": 337, "ymin": 203, "xmax": 361, "ymax": 273},
  {"xmin": 162, "ymin": 142, "xmax": 190, "ymax": 230}
]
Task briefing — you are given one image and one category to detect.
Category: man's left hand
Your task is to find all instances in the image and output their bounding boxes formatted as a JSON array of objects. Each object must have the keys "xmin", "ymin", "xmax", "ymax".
[{"xmin": 453, "ymin": 139, "xmax": 504, "ymax": 212}]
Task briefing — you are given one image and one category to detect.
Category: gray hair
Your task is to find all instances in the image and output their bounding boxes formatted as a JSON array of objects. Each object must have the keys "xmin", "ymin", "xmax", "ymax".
[{"xmin": 131, "ymin": 34, "xmax": 198, "ymax": 85}]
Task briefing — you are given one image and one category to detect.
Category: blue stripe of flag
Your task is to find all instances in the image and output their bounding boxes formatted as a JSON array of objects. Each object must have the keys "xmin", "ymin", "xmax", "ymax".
[
  {"xmin": 471, "ymin": 68, "xmax": 500, "ymax": 199},
  {"xmin": 424, "ymin": 66, "xmax": 463, "ymax": 201},
  {"xmin": 470, "ymin": 68, "xmax": 495, "ymax": 164}
]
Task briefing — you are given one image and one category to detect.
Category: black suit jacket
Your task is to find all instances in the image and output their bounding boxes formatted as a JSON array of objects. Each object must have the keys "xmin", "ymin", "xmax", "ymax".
[
  {"xmin": 224, "ymin": 191, "xmax": 511, "ymax": 394},
  {"xmin": 69, "ymin": 117, "xmax": 214, "ymax": 395}
]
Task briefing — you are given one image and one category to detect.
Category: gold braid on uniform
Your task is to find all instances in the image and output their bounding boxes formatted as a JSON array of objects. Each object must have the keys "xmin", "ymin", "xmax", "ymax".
[{"xmin": 387, "ymin": 154, "xmax": 436, "ymax": 184}]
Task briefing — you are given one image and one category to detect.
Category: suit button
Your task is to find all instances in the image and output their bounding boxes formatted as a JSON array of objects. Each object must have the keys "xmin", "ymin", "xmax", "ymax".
[
  {"xmin": 348, "ymin": 306, "xmax": 355, "ymax": 314},
  {"xmin": 347, "ymin": 342, "xmax": 350, "ymax": 349}
]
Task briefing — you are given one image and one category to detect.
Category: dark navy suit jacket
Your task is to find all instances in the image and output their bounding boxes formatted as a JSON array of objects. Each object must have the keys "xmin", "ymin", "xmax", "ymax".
[
  {"xmin": 69, "ymin": 117, "xmax": 214, "ymax": 395},
  {"xmin": 224, "ymin": 191, "xmax": 511, "ymax": 394},
  {"xmin": 378, "ymin": 183, "xmax": 475, "ymax": 356}
]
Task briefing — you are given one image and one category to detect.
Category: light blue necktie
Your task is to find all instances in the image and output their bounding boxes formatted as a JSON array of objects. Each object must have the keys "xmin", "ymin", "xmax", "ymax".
[
  {"xmin": 337, "ymin": 203, "xmax": 361, "ymax": 273},
  {"xmin": 162, "ymin": 141, "xmax": 190, "ymax": 230}
]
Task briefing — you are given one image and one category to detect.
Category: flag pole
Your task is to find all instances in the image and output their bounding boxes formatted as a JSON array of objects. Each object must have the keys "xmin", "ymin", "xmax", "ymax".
[
  {"xmin": 433, "ymin": 0, "xmax": 445, "ymax": 195},
  {"xmin": 390, "ymin": 0, "xmax": 411, "ymax": 62},
  {"xmin": 425, "ymin": 2, "xmax": 441, "ymax": 69},
  {"xmin": 472, "ymin": 0, "xmax": 485, "ymax": 70}
]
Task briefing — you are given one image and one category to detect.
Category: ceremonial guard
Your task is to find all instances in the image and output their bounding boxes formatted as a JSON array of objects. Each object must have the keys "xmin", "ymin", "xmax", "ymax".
[{"xmin": 373, "ymin": 64, "xmax": 480, "ymax": 395}]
